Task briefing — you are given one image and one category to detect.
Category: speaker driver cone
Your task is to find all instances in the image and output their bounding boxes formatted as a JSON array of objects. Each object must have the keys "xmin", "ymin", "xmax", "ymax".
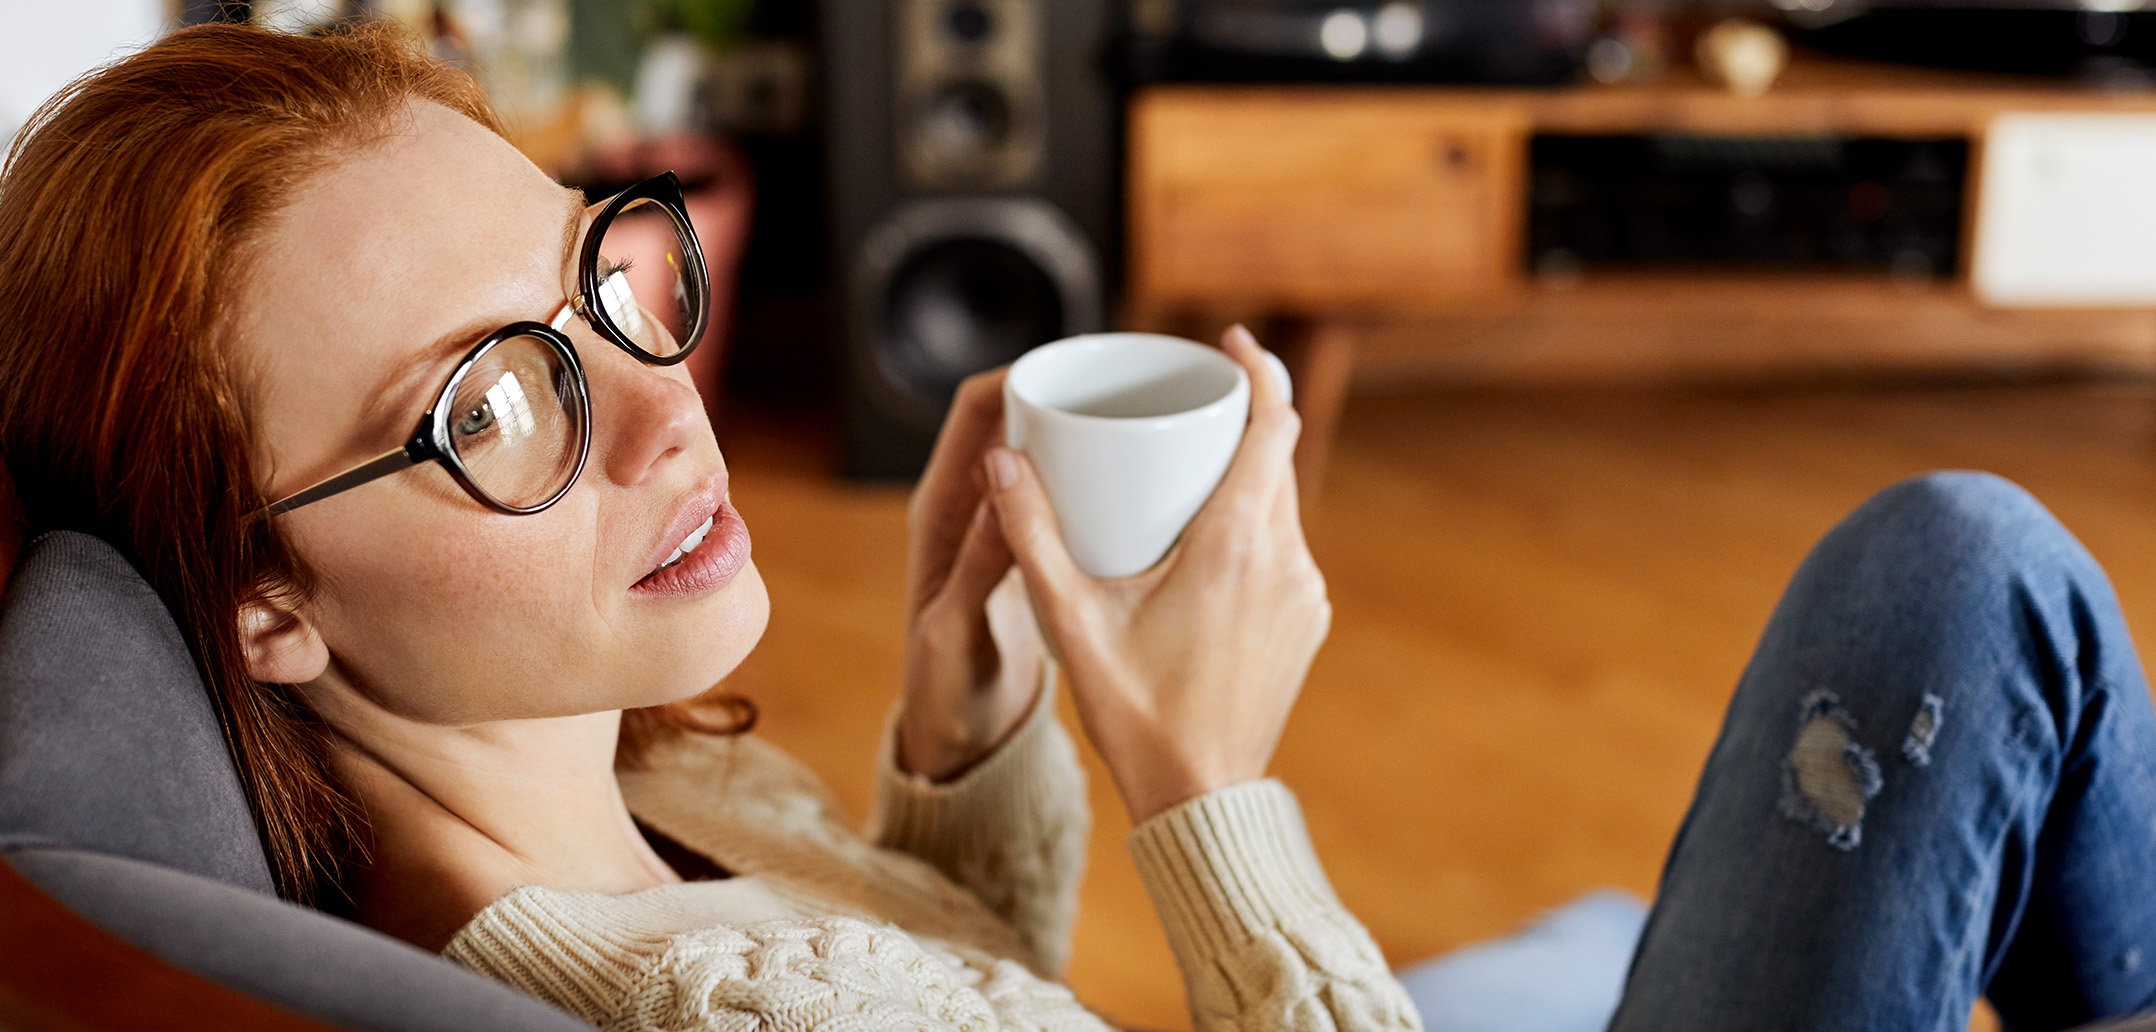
[
  {"xmin": 919, "ymin": 80, "xmax": 1015, "ymax": 163},
  {"xmin": 853, "ymin": 198, "xmax": 1102, "ymax": 431},
  {"xmin": 885, "ymin": 236, "xmax": 1063, "ymax": 404}
]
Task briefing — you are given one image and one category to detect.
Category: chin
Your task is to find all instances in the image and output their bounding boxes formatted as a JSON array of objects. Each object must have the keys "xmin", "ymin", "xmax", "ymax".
[{"xmin": 659, "ymin": 559, "xmax": 770, "ymax": 705}]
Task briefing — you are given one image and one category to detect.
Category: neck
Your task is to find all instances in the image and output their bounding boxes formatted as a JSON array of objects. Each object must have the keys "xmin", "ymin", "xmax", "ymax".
[{"xmin": 305, "ymin": 682, "xmax": 681, "ymax": 948}]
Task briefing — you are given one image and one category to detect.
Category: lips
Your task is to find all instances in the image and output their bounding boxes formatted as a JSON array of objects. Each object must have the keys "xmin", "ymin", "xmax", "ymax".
[
  {"xmin": 659, "ymin": 514, "xmax": 716, "ymax": 571},
  {"xmin": 632, "ymin": 482, "xmax": 752, "ymax": 599}
]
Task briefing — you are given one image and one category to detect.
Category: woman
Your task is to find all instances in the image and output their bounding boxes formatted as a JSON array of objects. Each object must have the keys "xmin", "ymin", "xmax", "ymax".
[
  {"xmin": 0, "ymin": 22, "xmax": 2150, "ymax": 1032},
  {"xmin": 0, "ymin": 21, "xmax": 1390, "ymax": 1032}
]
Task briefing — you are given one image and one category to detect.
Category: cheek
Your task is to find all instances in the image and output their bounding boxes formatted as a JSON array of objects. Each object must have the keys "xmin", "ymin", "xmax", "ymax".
[
  {"xmin": 297, "ymin": 499, "xmax": 772, "ymax": 725},
  {"xmin": 303, "ymin": 501, "xmax": 607, "ymax": 723}
]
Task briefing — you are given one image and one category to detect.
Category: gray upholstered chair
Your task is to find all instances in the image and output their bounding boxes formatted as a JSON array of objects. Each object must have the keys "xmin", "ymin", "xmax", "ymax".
[{"xmin": 0, "ymin": 530, "xmax": 594, "ymax": 1031}]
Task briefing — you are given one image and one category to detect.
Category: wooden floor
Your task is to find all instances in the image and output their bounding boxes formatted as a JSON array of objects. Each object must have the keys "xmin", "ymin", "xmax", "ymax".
[{"xmin": 713, "ymin": 378, "xmax": 2156, "ymax": 1031}]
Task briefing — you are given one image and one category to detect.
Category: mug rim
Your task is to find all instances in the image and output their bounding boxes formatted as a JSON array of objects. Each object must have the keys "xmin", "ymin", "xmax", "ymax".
[{"xmin": 1005, "ymin": 332, "xmax": 1249, "ymax": 427}]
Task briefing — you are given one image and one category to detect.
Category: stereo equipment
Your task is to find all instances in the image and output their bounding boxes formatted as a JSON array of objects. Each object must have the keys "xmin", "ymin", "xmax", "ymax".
[
  {"xmin": 824, "ymin": 0, "xmax": 1118, "ymax": 479},
  {"xmin": 1784, "ymin": 3, "xmax": 2156, "ymax": 78},
  {"xmin": 1529, "ymin": 134, "xmax": 1967, "ymax": 278},
  {"xmin": 1124, "ymin": 0, "xmax": 1598, "ymax": 85}
]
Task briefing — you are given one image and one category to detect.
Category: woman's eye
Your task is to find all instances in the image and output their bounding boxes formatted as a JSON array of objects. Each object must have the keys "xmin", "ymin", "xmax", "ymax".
[{"xmin": 454, "ymin": 402, "xmax": 497, "ymax": 438}]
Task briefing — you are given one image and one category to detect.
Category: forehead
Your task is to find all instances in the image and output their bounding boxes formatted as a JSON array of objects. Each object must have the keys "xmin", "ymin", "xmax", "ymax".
[
  {"xmin": 237, "ymin": 100, "xmax": 573, "ymax": 472},
  {"xmin": 247, "ymin": 100, "xmax": 569, "ymax": 344}
]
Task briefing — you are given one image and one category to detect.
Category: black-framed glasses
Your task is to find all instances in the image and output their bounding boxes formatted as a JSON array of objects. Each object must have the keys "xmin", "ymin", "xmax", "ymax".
[{"xmin": 262, "ymin": 172, "xmax": 710, "ymax": 517}]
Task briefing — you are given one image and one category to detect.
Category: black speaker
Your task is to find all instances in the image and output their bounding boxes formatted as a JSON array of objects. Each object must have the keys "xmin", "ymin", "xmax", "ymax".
[
  {"xmin": 1787, "ymin": 5, "xmax": 2156, "ymax": 79},
  {"xmin": 823, "ymin": 0, "xmax": 1120, "ymax": 479},
  {"xmin": 1124, "ymin": 0, "xmax": 1596, "ymax": 85}
]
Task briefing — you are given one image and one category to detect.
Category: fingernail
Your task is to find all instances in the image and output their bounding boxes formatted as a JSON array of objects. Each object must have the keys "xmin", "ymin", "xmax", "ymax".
[
  {"xmin": 1228, "ymin": 323, "xmax": 1259, "ymax": 350},
  {"xmin": 985, "ymin": 448, "xmax": 1019, "ymax": 490}
]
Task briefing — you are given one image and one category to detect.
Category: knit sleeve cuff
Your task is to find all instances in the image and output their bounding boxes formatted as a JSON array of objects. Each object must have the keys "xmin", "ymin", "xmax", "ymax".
[
  {"xmin": 1125, "ymin": 779, "xmax": 1347, "ymax": 961},
  {"xmin": 872, "ymin": 656, "xmax": 1072, "ymax": 853}
]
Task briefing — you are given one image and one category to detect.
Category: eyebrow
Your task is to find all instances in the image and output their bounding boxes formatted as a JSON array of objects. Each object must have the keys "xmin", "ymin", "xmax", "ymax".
[{"xmin": 353, "ymin": 188, "xmax": 589, "ymax": 443}]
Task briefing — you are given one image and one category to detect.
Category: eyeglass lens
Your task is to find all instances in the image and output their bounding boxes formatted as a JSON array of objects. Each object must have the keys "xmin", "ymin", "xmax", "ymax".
[
  {"xmin": 593, "ymin": 198, "xmax": 702, "ymax": 360},
  {"xmin": 447, "ymin": 333, "xmax": 588, "ymax": 510}
]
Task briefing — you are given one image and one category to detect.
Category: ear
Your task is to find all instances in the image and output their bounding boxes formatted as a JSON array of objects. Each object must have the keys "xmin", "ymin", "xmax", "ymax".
[{"xmin": 238, "ymin": 593, "xmax": 329, "ymax": 685}]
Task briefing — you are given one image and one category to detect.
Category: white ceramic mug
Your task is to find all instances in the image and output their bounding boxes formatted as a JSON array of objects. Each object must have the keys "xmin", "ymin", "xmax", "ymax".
[{"xmin": 1004, "ymin": 333, "xmax": 1290, "ymax": 579}]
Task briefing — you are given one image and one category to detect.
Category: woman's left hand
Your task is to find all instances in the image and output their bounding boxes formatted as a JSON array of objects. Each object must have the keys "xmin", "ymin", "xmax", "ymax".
[{"xmin": 898, "ymin": 370, "xmax": 1047, "ymax": 781}]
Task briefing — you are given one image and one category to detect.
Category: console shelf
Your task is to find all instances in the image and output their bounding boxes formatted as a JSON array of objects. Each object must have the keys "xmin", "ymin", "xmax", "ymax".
[{"xmin": 1123, "ymin": 59, "xmax": 2156, "ymax": 489}]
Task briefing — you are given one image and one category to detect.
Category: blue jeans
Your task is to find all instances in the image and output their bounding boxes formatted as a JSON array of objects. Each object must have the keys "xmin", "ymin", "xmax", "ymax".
[{"xmin": 1607, "ymin": 472, "xmax": 2156, "ymax": 1032}]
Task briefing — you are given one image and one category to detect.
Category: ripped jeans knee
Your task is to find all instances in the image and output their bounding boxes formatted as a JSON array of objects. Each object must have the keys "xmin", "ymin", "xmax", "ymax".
[{"xmin": 1778, "ymin": 689, "xmax": 1944, "ymax": 851}]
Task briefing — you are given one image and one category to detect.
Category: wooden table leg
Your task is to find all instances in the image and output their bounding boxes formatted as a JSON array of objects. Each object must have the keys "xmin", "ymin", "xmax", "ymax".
[{"xmin": 1265, "ymin": 315, "xmax": 1356, "ymax": 503}]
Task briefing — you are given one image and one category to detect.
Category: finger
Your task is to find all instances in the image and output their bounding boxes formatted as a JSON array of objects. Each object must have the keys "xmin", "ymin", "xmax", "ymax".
[
  {"xmin": 938, "ymin": 500, "xmax": 1016, "ymax": 619},
  {"xmin": 1223, "ymin": 323, "xmax": 1291, "ymax": 418},
  {"xmin": 913, "ymin": 370, "xmax": 1010, "ymax": 529},
  {"xmin": 908, "ymin": 370, "xmax": 1011, "ymax": 597},
  {"xmin": 1190, "ymin": 326, "xmax": 1303, "ymax": 535},
  {"xmin": 1270, "ymin": 445, "xmax": 1305, "ymax": 529},
  {"xmin": 983, "ymin": 566, "xmax": 1046, "ymax": 674},
  {"xmin": 981, "ymin": 446, "xmax": 1090, "ymax": 618}
]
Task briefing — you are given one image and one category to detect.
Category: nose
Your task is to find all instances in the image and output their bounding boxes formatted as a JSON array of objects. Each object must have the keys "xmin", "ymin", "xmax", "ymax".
[{"xmin": 585, "ymin": 340, "xmax": 706, "ymax": 488}]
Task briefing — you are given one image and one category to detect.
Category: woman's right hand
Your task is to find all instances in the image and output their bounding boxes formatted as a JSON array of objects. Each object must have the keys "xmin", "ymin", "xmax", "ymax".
[{"xmin": 982, "ymin": 325, "xmax": 1331, "ymax": 824}]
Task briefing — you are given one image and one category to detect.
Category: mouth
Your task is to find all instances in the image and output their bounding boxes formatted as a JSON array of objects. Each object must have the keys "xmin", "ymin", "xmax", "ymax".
[
  {"xmin": 631, "ymin": 480, "xmax": 752, "ymax": 599},
  {"xmin": 657, "ymin": 514, "xmax": 716, "ymax": 572}
]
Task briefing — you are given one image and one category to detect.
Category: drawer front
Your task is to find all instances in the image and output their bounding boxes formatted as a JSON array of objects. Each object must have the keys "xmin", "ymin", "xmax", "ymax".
[{"xmin": 1130, "ymin": 90, "xmax": 1527, "ymax": 313}]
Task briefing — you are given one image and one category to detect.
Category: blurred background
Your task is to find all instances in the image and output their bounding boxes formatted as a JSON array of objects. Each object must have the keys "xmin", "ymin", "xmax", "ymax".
[{"xmin": 13, "ymin": 1, "xmax": 2156, "ymax": 1028}]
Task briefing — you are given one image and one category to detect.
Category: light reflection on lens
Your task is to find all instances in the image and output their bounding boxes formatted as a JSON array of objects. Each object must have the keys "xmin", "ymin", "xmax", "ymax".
[
  {"xmin": 596, "ymin": 266, "xmax": 645, "ymax": 340},
  {"xmin": 593, "ymin": 197, "xmax": 702, "ymax": 359},
  {"xmin": 484, "ymin": 372, "xmax": 538, "ymax": 443},
  {"xmin": 448, "ymin": 333, "xmax": 586, "ymax": 510}
]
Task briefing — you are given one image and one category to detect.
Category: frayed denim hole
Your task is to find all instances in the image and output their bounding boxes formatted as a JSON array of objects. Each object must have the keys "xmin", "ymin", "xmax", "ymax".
[
  {"xmin": 1902, "ymin": 693, "xmax": 1943, "ymax": 767},
  {"xmin": 1778, "ymin": 690, "xmax": 1883, "ymax": 851}
]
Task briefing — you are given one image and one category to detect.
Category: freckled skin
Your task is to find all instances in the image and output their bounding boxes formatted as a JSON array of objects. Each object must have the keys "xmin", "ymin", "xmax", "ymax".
[{"xmin": 235, "ymin": 99, "xmax": 769, "ymax": 725}]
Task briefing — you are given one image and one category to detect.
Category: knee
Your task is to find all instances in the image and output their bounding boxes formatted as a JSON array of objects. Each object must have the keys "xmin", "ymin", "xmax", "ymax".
[
  {"xmin": 1775, "ymin": 471, "xmax": 2105, "ymax": 698},
  {"xmin": 1758, "ymin": 473, "xmax": 2123, "ymax": 851},
  {"xmin": 1852, "ymin": 470, "xmax": 2050, "ymax": 547},
  {"xmin": 1809, "ymin": 471, "xmax": 2072, "ymax": 592}
]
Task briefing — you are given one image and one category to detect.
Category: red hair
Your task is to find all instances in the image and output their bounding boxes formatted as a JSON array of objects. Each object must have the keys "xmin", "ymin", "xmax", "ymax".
[{"xmin": 0, "ymin": 21, "xmax": 744, "ymax": 904}]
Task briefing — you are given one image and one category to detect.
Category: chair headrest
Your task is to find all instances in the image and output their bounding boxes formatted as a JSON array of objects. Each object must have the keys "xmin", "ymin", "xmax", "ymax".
[{"xmin": 0, "ymin": 531, "xmax": 274, "ymax": 894}]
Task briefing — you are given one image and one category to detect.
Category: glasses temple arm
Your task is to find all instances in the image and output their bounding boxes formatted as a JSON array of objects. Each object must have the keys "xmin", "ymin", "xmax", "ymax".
[{"xmin": 262, "ymin": 446, "xmax": 421, "ymax": 516}]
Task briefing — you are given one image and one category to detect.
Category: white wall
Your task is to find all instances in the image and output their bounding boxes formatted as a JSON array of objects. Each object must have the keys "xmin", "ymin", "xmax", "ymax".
[{"xmin": 0, "ymin": 0, "xmax": 171, "ymax": 151}]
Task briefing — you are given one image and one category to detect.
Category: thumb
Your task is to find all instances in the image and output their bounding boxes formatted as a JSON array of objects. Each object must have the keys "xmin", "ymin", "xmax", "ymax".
[{"xmin": 981, "ymin": 447, "xmax": 1089, "ymax": 617}]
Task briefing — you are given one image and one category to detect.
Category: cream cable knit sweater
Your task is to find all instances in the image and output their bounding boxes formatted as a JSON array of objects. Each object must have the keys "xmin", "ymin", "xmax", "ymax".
[{"xmin": 444, "ymin": 675, "xmax": 1422, "ymax": 1032}]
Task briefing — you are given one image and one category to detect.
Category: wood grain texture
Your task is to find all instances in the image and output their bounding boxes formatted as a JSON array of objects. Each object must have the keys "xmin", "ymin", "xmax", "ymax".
[
  {"xmin": 1129, "ymin": 90, "xmax": 1526, "ymax": 312},
  {"xmin": 1342, "ymin": 277, "xmax": 2156, "ymax": 388},
  {"xmin": 1129, "ymin": 69, "xmax": 2156, "ymax": 315},
  {"xmin": 718, "ymin": 379, "xmax": 2156, "ymax": 1032},
  {"xmin": 1127, "ymin": 64, "xmax": 2156, "ymax": 515},
  {"xmin": 1127, "ymin": 59, "xmax": 2156, "ymax": 359}
]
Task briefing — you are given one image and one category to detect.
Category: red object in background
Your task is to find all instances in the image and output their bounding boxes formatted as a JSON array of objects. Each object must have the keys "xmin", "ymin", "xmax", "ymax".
[
  {"xmin": 584, "ymin": 134, "xmax": 756, "ymax": 427},
  {"xmin": 0, "ymin": 850, "xmax": 340, "ymax": 1031}
]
